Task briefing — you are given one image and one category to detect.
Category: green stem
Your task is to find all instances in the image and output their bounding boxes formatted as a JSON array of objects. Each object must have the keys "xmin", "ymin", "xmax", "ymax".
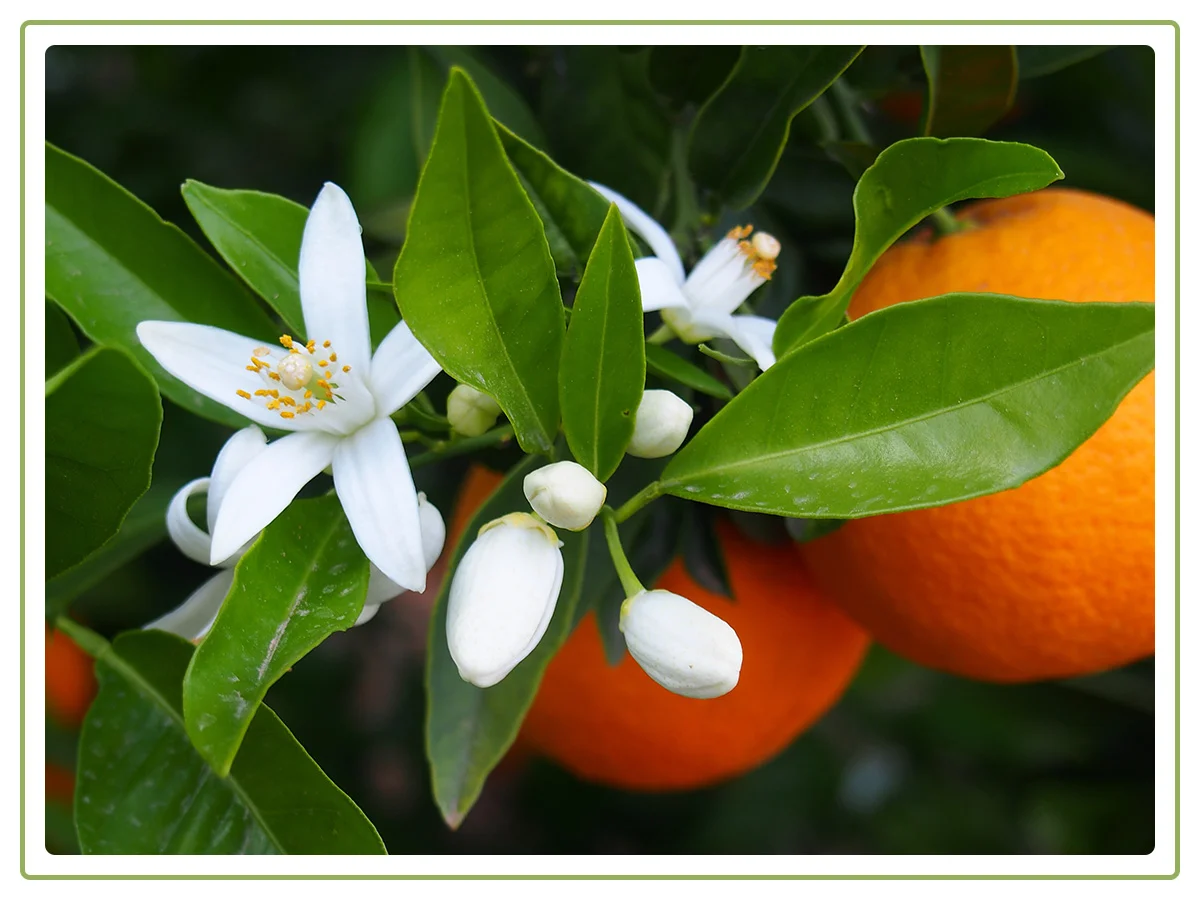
[
  {"xmin": 698, "ymin": 343, "xmax": 755, "ymax": 367},
  {"xmin": 601, "ymin": 507, "xmax": 644, "ymax": 597},
  {"xmin": 407, "ymin": 424, "xmax": 515, "ymax": 469},
  {"xmin": 930, "ymin": 206, "xmax": 966, "ymax": 236},
  {"xmin": 613, "ymin": 481, "xmax": 663, "ymax": 524},
  {"xmin": 647, "ymin": 324, "xmax": 674, "ymax": 345},
  {"xmin": 53, "ymin": 615, "xmax": 109, "ymax": 659},
  {"xmin": 365, "ymin": 280, "xmax": 393, "ymax": 293}
]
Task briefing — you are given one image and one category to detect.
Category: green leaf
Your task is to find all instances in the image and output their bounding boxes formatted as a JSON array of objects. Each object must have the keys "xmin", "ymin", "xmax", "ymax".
[
  {"xmin": 426, "ymin": 457, "xmax": 588, "ymax": 827},
  {"xmin": 560, "ymin": 206, "xmax": 645, "ymax": 481},
  {"xmin": 45, "ymin": 300, "xmax": 79, "ymax": 378},
  {"xmin": 45, "ymin": 483, "xmax": 174, "ymax": 617},
  {"xmin": 394, "ymin": 69, "xmax": 564, "ymax": 454},
  {"xmin": 644, "ymin": 342, "xmax": 732, "ymax": 400},
  {"xmin": 498, "ymin": 122, "xmax": 631, "ymax": 277},
  {"xmin": 687, "ymin": 46, "xmax": 864, "ymax": 210},
  {"xmin": 45, "ymin": 142, "xmax": 279, "ymax": 428},
  {"xmin": 45, "ymin": 347, "xmax": 162, "ymax": 580},
  {"xmin": 647, "ymin": 46, "xmax": 741, "ymax": 109},
  {"xmin": 920, "ymin": 46, "xmax": 1018, "ymax": 137},
  {"xmin": 75, "ymin": 628, "xmax": 384, "ymax": 854},
  {"xmin": 541, "ymin": 46, "xmax": 672, "ymax": 213},
  {"xmin": 181, "ymin": 494, "xmax": 369, "ymax": 777},
  {"xmin": 1018, "ymin": 46, "xmax": 1110, "ymax": 79},
  {"xmin": 664, "ymin": 294, "xmax": 1154, "ymax": 518},
  {"xmin": 772, "ymin": 138, "xmax": 1065, "ymax": 357},
  {"xmin": 182, "ymin": 181, "xmax": 393, "ymax": 346},
  {"xmin": 423, "ymin": 47, "xmax": 545, "ymax": 149}
]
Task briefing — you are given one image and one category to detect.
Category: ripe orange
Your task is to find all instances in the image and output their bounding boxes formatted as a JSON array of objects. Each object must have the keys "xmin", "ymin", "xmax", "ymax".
[
  {"xmin": 797, "ymin": 187, "xmax": 1155, "ymax": 682},
  {"xmin": 46, "ymin": 626, "xmax": 97, "ymax": 727}
]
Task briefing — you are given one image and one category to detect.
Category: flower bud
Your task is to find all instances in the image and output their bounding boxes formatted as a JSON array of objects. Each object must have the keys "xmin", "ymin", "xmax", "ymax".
[
  {"xmin": 447, "ymin": 512, "xmax": 564, "ymax": 688},
  {"xmin": 447, "ymin": 384, "xmax": 503, "ymax": 437},
  {"xmin": 523, "ymin": 461, "xmax": 607, "ymax": 531},
  {"xmin": 626, "ymin": 390, "xmax": 694, "ymax": 458},
  {"xmin": 619, "ymin": 589, "xmax": 742, "ymax": 699}
]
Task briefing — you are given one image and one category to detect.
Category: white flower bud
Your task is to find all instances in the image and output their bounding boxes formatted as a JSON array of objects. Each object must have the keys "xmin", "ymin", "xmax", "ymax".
[
  {"xmin": 447, "ymin": 384, "xmax": 503, "ymax": 438},
  {"xmin": 523, "ymin": 461, "xmax": 607, "ymax": 531},
  {"xmin": 619, "ymin": 589, "xmax": 742, "ymax": 699},
  {"xmin": 447, "ymin": 512, "xmax": 564, "ymax": 688},
  {"xmin": 626, "ymin": 390, "xmax": 694, "ymax": 458}
]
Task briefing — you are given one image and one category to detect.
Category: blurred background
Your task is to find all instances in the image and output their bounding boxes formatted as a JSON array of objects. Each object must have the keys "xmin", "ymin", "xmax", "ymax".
[{"xmin": 44, "ymin": 43, "xmax": 1155, "ymax": 855}]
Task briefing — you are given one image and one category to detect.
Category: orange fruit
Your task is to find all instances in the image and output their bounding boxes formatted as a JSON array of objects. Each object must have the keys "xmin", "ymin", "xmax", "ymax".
[
  {"xmin": 797, "ymin": 187, "xmax": 1154, "ymax": 682},
  {"xmin": 519, "ymin": 522, "xmax": 869, "ymax": 791},
  {"xmin": 46, "ymin": 626, "xmax": 97, "ymax": 727}
]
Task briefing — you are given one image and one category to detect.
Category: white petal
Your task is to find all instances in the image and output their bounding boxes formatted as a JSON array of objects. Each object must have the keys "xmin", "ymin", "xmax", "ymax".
[
  {"xmin": 209, "ymin": 431, "xmax": 339, "ymax": 565},
  {"xmin": 636, "ymin": 258, "xmax": 691, "ymax": 312},
  {"xmin": 207, "ymin": 426, "xmax": 269, "ymax": 532},
  {"xmin": 588, "ymin": 181, "xmax": 686, "ymax": 286},
  {"xmin": 446, "ymin": 513, "xmax": 564, "ymax": 688},
  {"xmin": 354, "ymin": 601, "xmax": 382, "ymax": 627},
  {"xmin": 721, "ymin": 314, "xmax": 779, "ymax": 371},
  {"xmin": 298, "ymin": 183, "xmax": 373, "ymax": 376},
  {"xmin": 166, "ymin": 477, "xmax": 213, "ymax": 565},
  {"xmin": 367, "ymin": 320, "xmax": 442, "ymax": 417},
  {"xmin": 418, "ymin": 495, "xmax": 447, "ymax": 569},
  {"xmin": 136, "ymin": 321, "xmax": 322, "ymax": 432},
  {"xmin": 145, "ymin": 568, "xmax": 235, "ymax": 642},
  {"xmin": 364, "ymin": 565, "xmax": 403, "ymax": 606},
  {"xmin": 523, "ymin": 461, "xmax": 607, "ymax": 531},
  {"xmin": 627, "ymin": 390, "xmax": 694, "ymax": 459},
  {"xmin": 620, "ymin": 589, "xmax": 742, "ymax": 699},
  {"xmin": 332, "ymin": 417, "xmax": 426, "ymax": 593}
]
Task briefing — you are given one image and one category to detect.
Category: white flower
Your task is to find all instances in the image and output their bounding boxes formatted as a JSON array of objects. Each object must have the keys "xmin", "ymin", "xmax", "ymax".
[
  {"xmin": 137, "ymin": 182, "xmax": 442, "ymax": 594},
  {"xmin": 447, "ymin": 512, "xmax": 564, "ymax": 688},
  {"xmin": 446, "ymin": 383, "xmax": 503, "ymax": 437},
  {"xmin": 146, "ymin": 426, "xmax": 446, "ymax": 640},
  {"xmin": 523, "ymin": 461, "xmax": 607, "ymax": 531},
  {"xmin": 626, "ymin": 389, "xmax": 694, "ymax": 459},
  {"xmin": 619, "ymin": 589, "xmax": 743, "ymax": 699},
  {"xmin": 590, "ymin": 182, "xmax": 781, "ymax": 370}
]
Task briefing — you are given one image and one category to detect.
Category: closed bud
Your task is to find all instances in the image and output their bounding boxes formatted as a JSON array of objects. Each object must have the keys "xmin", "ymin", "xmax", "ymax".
[
  {"xmin": 447, "ymin": 512, "xmax": 564, "ymax": 688},
  {"xmin": 626, "ymin": 390, "xmax": 694, "ymax": 458},
  {"xmin": 523, "ymin": 461, "xmax": 607, "ymax": 531},
  {"xmin": 447, "ymin": 384, "xmax": 503, "ymax": 437},
  {"xmin": 619, "ymin": 589, "xmax": 742, "ymax": 699}
]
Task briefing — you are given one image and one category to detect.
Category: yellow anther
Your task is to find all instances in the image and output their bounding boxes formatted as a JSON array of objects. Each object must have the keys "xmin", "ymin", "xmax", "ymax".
[
  {"xmin": 317, "ymin": 400, "xmax": 327, "ymax": 410},
  {"xmin": 329, "ymin": 352, "xmax": 337, "ymax": 362},
  {"xmin": 236, "ymin": 389, "xmax": 252, "ymax": 400},
  {"xmin": 266, "ymin": 399, "xmax": 280, "ymax": 410},
  {"xmin": 304, "ymin": 389, "xmax": 313, "ymax": 399},
  {"xmin": 254, "ymin": 389, "xmax": 271, "ymax": 397},
  {"xmin": 322, "ymin": 340, "xmax": 331, "ymax": 348},
  {"xmin": 727, "ymin": 224, "xmax": 753, "ymax": 240},
  {"xmin": 318, "ymin": 359, "xmax": 328, "ymax": 367},
  {"xmin": 289, "ymin": 346, "xmax": 300, "ymax": 354},
  {"xmin": 280, "ymin": 335, "xmax": 294, "ymax": 348},
  {"xmin": 316, "ymin": 379, "xmax": 329, "ymax": 389},
  {"xmin": 253, "ymin": 346, "xmax": 270, "ymax": 357},
  {"xmin": 301, "ymin": 402, "xmax": 313, "ymax": 413},
  {"xmin": 246, "ymin": 365, "xmax": 259, "ymax": 372},
  {"xmin": 280, "ymin": 411, "xmax": 295, "ymax": 419},
  {"xmin": 306, "ymin": 340, "xmax": 316, "ymax": 353},
  {"xmin": 268, "ymin": 389, "xmax": 279, "ymax": 398},
  {"xmin": 269, "ymin": 372, "xmax": 281, "ymax": 381},
  {"xmin": 280, "ymin": 396, "xmax": 297, "ymax": 407},
  {"xmin": 342, "ymin": 365, "xmax": 351, "ymax": 373},
  {"xmin": 250, "ymin": 357, "xmax": 269, "ymax": 369}
]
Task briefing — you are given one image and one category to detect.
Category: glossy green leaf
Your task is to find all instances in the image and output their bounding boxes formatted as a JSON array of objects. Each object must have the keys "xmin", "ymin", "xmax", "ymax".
[
  {"xmin": 644, "ymin": 343, "xmax": 732, "ymax": 400},
  {"xmin": 426, "ymin": 457, "xmax": 588, "ymax": 827},
  {"xmin": 541, "ymin": 46, "xmax": 672, "ymax": 212},
  {"xmin": 560, "ymin": 206, "xmax": 645, "ymax": 481},
  {"xmin": 921, "ymin": 46, "xmax": 1018, "ymax": 137},
  {"xmin": 772, "ymin": 138, "xmax": 1064, "ymax": 356},
  {"xmin": 688, "ymin": 46, "xmax": 864, "ymax": 210},
  {"xmin": 394, "ymin": 69, "xmax": 564, "ymax": 454},
  {"xmin": 183, "ymin": 494, "xmax": 369, "ymax": 777},
  {"xmin": 665, "ymin": 294, "xmax": 1154, "ymax": 518},
  {"xmin": 45, "ymin": 300, "xmax": 79, "ymax": 378},
  {"xmin": 45, "ymin": 143, "xmax": 278, "ymax": 428},
  {"xmin": 45, "ymin": 483, "xmax": 174, "ymax": 617},
  {"xmin": 498, "ymin": 122, "xmax": 634, "ymax": 277},
  {"xmin": 45, "ymin": 347, "xmax": 162, "ymax": 579},
  {"xmin": 75, "ymin": 628, "xmax": 384, "ymax": 854},
  {"xmin": 1018, "ymin": 46, "xmax": 1110, "ymax": 79}
]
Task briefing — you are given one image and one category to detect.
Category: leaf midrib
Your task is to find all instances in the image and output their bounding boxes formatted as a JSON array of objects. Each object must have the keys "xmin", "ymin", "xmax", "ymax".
[{"xmin": 666, "ymin": 327, "xmax": 1152, "ymax": 485}]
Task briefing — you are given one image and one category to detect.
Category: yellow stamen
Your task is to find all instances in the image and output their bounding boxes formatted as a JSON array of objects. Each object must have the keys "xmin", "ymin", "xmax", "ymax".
[
  {"xmin": 306, "ymin": 340, "xmax": 316, "ymax": 353},
  {"xmin": 727, "ymin": 224, "xmax": 753, "ymax": 240},
  {"xmin": 322, "ymin": 340, "xmax": 331, "ymax": 348},
  {"xmin": 246, "ymin": 365, "xmax": 260, "ymax": 372},
  {"xmin": 317, "ymin": 400, "xmax": 327, "ymax": 410},
  {"xmin": 280, "ymin": 411, "xmax": 295, "ymax": 419},
  {"xmin": 318, "ymin": 359, "xmax": 328, "ymax": 367},
  {"xmin": 266, "ymin": 399, "xmax": 280, "ymax": 410},
  {"xmin": 342, "ymin": 365, "xmax": 351, "ymax": 373},
  {"xmin": 329, "ymin": 352, "xmax": 337, "ymax": 362},
  {"xmin": 269, "ymin": 372, "xmax": 281, "ymax": 381},
  {"xmin": 280, "ymin": 396, "xmax": 297, "ymax": 407},
  {"xmin": 254, "ymin": 389, "xmax": 271, "ymax": 397},
  {"xmin": 236, "ymin": 389, "xmax": 252, "ymax": 400},
  {"xmin": 304, "ymin": 389, "xmax": 313, "ymax": 399},
  {"xmin": 280, "ymin": 335, "xmax": 294, "ymax": 348}
]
